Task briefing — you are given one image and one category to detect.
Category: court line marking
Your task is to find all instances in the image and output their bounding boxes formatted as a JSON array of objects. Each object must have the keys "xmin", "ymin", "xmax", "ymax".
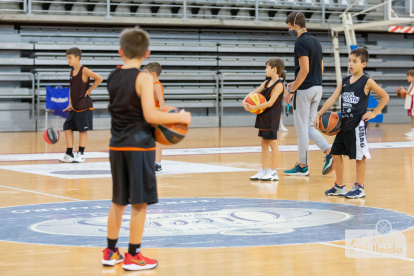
[
  {"xmin": 0, "ymin": 185, "xmax": 82, "ymax": 201},
  {"xmin": 1, "ymin": 141, "xmax": 414, "ymax": 162},
  {"xmin": 318, "ymin": 242, "xmax": 414, "ymax": 262}
]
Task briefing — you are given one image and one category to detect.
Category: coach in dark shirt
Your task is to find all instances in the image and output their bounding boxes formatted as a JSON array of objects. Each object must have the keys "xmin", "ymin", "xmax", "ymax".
[{"xmin": 283, "ymin": 12, "xmax": 333, "ymax": 177}]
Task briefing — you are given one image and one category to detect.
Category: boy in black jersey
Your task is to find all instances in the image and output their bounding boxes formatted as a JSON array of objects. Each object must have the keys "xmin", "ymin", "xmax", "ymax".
[
  {"xmin": 102, "ymin": 27, "xmax": 191, "ymax": 271},
  {"xmin": 243, "ymin": 58, "xmax": 285, "ymax": 181},
  {"xmin": 60, "ymin": 47, "xmax": 103, "ymax": 163},
  {"xmin": 314, "ymin": 48, "xmax": 389, "ymax": 198}
]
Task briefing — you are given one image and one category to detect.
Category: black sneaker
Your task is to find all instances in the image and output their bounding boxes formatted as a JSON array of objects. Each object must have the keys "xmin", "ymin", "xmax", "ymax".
[{"xmin": 155, "ymin": 164, "xmax": 162, "ymax": 174}]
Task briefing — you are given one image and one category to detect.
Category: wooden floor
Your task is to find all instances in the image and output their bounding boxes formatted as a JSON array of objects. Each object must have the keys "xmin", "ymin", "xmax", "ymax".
[{"xmin": 1, "ymin": 124, "xmax": 414, "ymax": 276}]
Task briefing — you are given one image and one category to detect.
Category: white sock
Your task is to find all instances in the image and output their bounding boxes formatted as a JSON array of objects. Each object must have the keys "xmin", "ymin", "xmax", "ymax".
[
  {"xmin": 155, "ymin": 162, "xmax": 161, "ymax": 165},
  {"xmin": 411, "ymin": 128, "xmax": 414, "ymax": 132}
]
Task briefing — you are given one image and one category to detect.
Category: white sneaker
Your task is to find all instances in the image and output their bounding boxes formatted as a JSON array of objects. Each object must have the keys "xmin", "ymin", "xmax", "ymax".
[
  {"xmin": 280, "ymin": 125, "xmax": 288, "ymax": 132},
  {"xmin": 250, "ymin": 169, "xmax": 267, "ymax": 180},
  {"xmin": 59, "ymin": 154, "xmax": 74, "ymax": 163},
  {"xmin": 405, "ymin": 130, "xmax": 414, "ymax": 137},
  {"xmin": 261, "ymin": 169, "xmax": 279, "ymax": 181},
  {"xmin": 73, "ymin": 152, "xmax": 85, "ymax": 163}
]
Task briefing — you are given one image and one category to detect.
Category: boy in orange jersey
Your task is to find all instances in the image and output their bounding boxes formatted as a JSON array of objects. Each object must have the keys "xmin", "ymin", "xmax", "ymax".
[{"xmin": 144, "ymin": 62, "xmax": 165, "ymax": 174}]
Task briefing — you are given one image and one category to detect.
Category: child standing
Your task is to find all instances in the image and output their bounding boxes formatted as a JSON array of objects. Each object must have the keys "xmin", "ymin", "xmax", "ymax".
[
  {"xmin": 102, "ymin": 27, "xmax": 191, "ymax": 271},
  {"xmin": 314, "ymin": 48, "xmax": 389, "ymax": 198},
  {"xmin": 243, "ymin": 58, "xmax": 285, "ymax": 181},
  {"xmin": 60, "ymin": 47, "xmax": 103, "ymax": 163},
  {"xmin": 404, "ymin": 69, "xmax": 414, "ymax": 136},
  {"xmin": 144, "ymin": 62, "xmax": 165, "ymax": 173}
]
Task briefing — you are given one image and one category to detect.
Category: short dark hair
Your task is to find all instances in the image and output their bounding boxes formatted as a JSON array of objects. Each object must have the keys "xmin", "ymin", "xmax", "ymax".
[
  {"xmin": 120, "ymin": 27, "xmax": 150, "ymax": 59},
  {"xmin": 66, "ymin": 47, "xmax": 81, "ymax": 60},
  {"xmin": 144, "ymin": 62, "xmax": 162, "ymax": 77},
  {"xmin": 407, "ymin": 69, "xmax": 414, "ymax": 76},
  {"xmin": 350, "ymin": 48, "xmax": 369, "ymax": 63},
  {"xmin": 286, "ymin": 12, "xmax": 306, "ymax": 29},
  {"xmin": 266, "ymin": 58, "xmax": 286, "ymax": 82}
]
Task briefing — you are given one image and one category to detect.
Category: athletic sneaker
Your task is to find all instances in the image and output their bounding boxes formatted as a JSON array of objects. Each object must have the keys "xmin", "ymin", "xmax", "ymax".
[
  {"xmin": 102, "ymin": 248, "xmax": 124, "ymax": 267},
  {"xmin": 73, "ymin": 152, "xmax": 85, "ymax": 163},
  {"xmin": 59, "ymin": 154, "xmax": 74, "ymax": 163},
  {"xmin": 325, "ymin": 183, "xmax": 346, "ymax": 196},
  {"xmin": 250, "ymin": 169, "xmax": 267, "ymax": 180},
  {"xmin": 280, "ymin": 124, "xmax": 288, "ymax": 132},
  {"xmin": 122, "ymin": 252, "xmax": 158, "ymax": 271},
  {"xmin": 405, "ymin": 130, "xmax": 414, "ymax": 137},
  {"xmin": 322, "ymin": 153, "xmax": 334, "ymax": 175},
  {"xmin": 155, "ymin": 164, "xmax": 162, "ymax": 174},
  {"xmin": 345, "ymin": 184, "xmax": 365, "ymax": 198},
  {"xmin": 284, "ymin": 163, "xmax": 310, "ymax": 176},
  {"xmin": 261, "ymin": 169, "xmax": 279, "ymax": 181}
]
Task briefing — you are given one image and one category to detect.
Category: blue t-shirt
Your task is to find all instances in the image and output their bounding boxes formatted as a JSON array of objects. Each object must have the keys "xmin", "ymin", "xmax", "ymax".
[{"xmin": 294, "ymin": 32, "xmax": 323, "ymax": 90}]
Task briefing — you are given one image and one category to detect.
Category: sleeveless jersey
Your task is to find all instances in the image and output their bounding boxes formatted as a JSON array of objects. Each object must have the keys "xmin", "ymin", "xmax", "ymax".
[
  {"xmin": 154, "ymin": 81, "xmax": 165, "ymax": 109},
  {"xmin": 340, "ymin": 75, "xmax": 370, "ymax": 131},
  {"xmin": 255, "ymin": 79, "xmax": 283, "ymax": 130},
  {"xmin": 70, "ymin": 66, "xmax": 92, "ymax": 111},
  {"xmin": 107, "ymin": 68, "xmax": 155, "ymax": 150}
]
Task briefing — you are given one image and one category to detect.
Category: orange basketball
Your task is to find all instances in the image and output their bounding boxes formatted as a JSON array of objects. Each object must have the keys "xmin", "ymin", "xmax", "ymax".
[
  {"xmin": 246, "ymin": 93, "xmax": 267, "ymax": 114},
  {"xmin": 319, "ymin": 112, "xmax": 341, "ymax": 136},
  {"xmin": 396, "ymin": 86, "xmax": 407, "ymax": 98},
  {"xmin": 155, "ymin": 107, "xmax": 188, "ymax": 145}
]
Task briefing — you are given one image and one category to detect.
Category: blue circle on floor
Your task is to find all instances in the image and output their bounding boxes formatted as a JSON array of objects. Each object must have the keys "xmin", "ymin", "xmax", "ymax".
[{"xmin": 1, "ymin": 198, "xmax": 413, "ymax": 248}]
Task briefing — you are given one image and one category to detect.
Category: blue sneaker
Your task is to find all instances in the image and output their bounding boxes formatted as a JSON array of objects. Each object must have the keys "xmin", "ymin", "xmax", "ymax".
[
  {"xmin": 322, "ymin": 153, "xmax": 334, "ymax": 175},
  {"xmin": 345, "ymin": 184, "xmax": 365, "ymax": 198},
  {"xmin": 284, "ymin": 163, "xmax": 310, "ymax": 176},
  {"xmin": 325, "ymin": 183, "xmax": 346, "ymax": 196}
]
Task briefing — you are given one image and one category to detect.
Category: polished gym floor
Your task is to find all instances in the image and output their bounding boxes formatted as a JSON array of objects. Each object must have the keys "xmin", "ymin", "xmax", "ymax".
[{"xmin": 1, "ymin": 124, "xmax": 414, "ymax": 276}]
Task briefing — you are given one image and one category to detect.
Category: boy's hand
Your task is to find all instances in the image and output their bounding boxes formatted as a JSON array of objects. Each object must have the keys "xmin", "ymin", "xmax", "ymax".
[
  {"xmin": 245, "ymin": 103, "xmax": 255, "ymax": 111},
  {"xmin": 314, "ymin": 115, "xmax": 320, "ymax": 130},
  {"xmin": 179, "ymin": 109, "xmax": 192, "ymax": 126},
  {"xmin": 63, "ymin": 104, "xmax": 72, "ymax": 112},
  {"xmin": 362, "ymin": 111, "xmax": 377, "ymax": 122},
  {"xmin": 85, "ymin": 89, "xmax": 91, "ymax": 97}
]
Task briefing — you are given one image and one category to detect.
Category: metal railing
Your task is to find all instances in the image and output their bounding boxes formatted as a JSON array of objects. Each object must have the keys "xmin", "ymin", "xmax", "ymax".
[
  {"xmin": 0, "ymin": 0, "xmax": 386, "ymax": 25},
  {"xmin": 0, "ymin": 72, "xmax": 35, "ymax": 119}
]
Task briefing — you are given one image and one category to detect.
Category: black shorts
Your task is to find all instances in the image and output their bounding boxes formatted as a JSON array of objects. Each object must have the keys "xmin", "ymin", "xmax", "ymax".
[
  {"xmin": 258, "ymin": 129, "xmax": 277, "ymax": 140},
  {"xmin": 110, "ymin": 150, "xmax": 158, "ymax": 206},
  {"xmin": 331, "ymin": 121, "xmax": 371, "ymax": 160},
  {"xmin": 63, "ymin": 109, "xmax": 93, "ymax": 132}
]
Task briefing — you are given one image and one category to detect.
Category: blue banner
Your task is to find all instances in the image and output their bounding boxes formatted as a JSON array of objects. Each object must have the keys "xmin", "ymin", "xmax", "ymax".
[{"xmin": 46, "ymin": 86, "xmax": 70, "ymax": 119}]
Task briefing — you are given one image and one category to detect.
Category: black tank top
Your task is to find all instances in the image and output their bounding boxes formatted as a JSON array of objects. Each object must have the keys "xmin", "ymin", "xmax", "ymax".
[
  {"xmin": 341, "ymin": 75, "xmax": 370, "ymax": 131},
  {"xmin": 255, "ymin": 79, "xmax": 283, "ymax": 130},
  {"xmin": 107, "ymin": 68, "xmax": 155, "ymax": 149},
  {"xmin": 70, "ymin": 66, "xmax": 92, "ymax": 111}
]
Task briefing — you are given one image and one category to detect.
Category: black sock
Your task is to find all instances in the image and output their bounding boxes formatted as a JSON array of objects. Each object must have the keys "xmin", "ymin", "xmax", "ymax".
[
  {"xmin": 79, "ymin": 147, "xmax": 85, "ymax": 154},
  {"xmin": 107, "ymin": 238, "xmax": 118, "ymax": 251},
  {"xmin": 66, "ymin": 148, "xmax": 73, "ymax": 157},
  {"xmin": 128, "ymin": 243, "xmax": 141, "ymax": 256}
]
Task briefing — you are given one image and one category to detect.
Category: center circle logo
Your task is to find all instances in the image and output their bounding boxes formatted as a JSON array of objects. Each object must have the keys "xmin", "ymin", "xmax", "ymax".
[{"xmin": 1, "ymin": 198, "xmax": 413, "ymax": 248}]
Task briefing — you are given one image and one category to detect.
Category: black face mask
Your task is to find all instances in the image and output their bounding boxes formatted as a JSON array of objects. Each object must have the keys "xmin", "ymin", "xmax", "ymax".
[{"xmin": 289, "ymin": 13, "xmax": 306, "ymax": 38}]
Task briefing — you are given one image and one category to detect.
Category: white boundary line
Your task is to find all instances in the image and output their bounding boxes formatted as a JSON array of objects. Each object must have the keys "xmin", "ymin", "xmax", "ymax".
[
  {"xmin": 318, "ymin": 242, "xmax": 414, "ymax": 262},
  {"xmin": 0, "ymin": 185, "xmax": 82, "ymax": 201}
]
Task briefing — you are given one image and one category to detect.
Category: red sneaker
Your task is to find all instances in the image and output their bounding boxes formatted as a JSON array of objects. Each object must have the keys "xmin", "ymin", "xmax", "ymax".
[
  {"xmin": 102, "ymin": 248, "xmax": 124, "ymax": 267},
  {"xmin": 122, "ymin": 252, "xmax": 158, "ymax": 271}
]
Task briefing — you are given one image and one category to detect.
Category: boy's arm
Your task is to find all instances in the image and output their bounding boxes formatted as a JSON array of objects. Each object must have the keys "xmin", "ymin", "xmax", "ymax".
[
  {"xmin": 137, "ymin": 73, "xmax": 191, "ymax": 125},
  {"xmin": 154, "ymin": 83, "xmax": 165, "ymax": 109},
  {"xmin": 83, "ymin": 67, "xmax": 103, "ymax": 96},
  {"xmin": 314, "ymin": 80, "xmax": 343, "ymax": 129},
  {"xmin": 362, "ymin": 79, "xmax": 389, "ymax": 122},
  {"xmin": 63, "ymin": 89, "xmax": 72, "ymax": 112},
  {"xmin": 246, "ymin": 83, "xmax": 283, "ymax": 111}
]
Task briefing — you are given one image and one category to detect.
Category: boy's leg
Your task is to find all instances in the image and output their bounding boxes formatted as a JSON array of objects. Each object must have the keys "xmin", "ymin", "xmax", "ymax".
[
  {"xmin": 65, "ymin": 130, "xmax": 74, "ymax": 149},
  {"xmin": 356, "ymin": 156, "xmax": 366, "ymax": 185},
  {"xmin": 261, "ymin": 138, "xmax": 269, "ymax": 169},
  {"xmin": 107, "ymin": 202, "xmax": 127, "ymax": 240},
  {"xmin": 333, "ymin": 155, "xmax": 344, "ymax": 186},
  {"xmin": 79, "ymin": 131, "xmax": 87, "ymax": 148},
  {"xmin": 129, "ymin": 203, "xmax": 148, "ymax": 248},
  {"xmin": 269, "ymin": 140, "xmax": 279, "ymax": 170},
  {"xmin": 59, "ymin": 129, "xmax": 75, "ymax": 163},
  {"xmin": 73, "ymin": 131, "xmax": 87, "ymax": 163}
]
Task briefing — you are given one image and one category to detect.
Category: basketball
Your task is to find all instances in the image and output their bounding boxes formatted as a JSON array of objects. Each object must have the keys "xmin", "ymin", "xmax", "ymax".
[
  {"xmin": 246, "ymin": 93, "xmax": 267, "ymax": 114},
  {"xmin": 319, "ymin": 112, "xmax": 341, "ymax": 136},
  {"xmin": 396, "ymin": 86, "xmax": 407, "ymax": 98},
  {"xmin": 155, "ymin": 106, "xmax": 188, "ymax": 145},
  {"xmin": 43, "ymin": 127, "xmax": 60, "ymax": 144}
]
